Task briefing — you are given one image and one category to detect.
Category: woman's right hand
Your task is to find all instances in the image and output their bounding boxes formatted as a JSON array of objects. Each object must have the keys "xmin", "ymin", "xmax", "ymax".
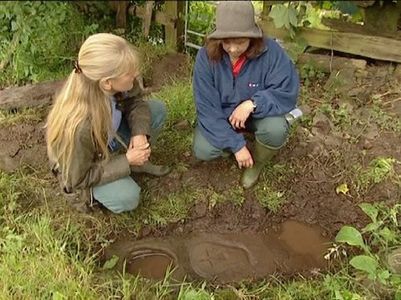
[
  {"xmin": 125, "ymin": 143, "xmax": 151, "ymax": 166},
  {"xmin": 234, "ymin": 146, "xmax": 254, "ymax": 169}
]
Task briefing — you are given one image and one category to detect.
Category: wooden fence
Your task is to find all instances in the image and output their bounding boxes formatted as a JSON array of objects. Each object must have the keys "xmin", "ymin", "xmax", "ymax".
[{"xmin": 129, "ymin": 0, "xmax": 401, "ymax": 63}]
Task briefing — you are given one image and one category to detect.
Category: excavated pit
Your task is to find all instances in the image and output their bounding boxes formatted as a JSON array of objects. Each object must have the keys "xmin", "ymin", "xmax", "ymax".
[{"xmin": 104, "ymin": 220, "xmax": 330, "ymax": 283}]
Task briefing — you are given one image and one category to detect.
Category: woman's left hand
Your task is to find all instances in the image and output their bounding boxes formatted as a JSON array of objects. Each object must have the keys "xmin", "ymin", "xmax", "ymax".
[
  {"xmin": 229, "ymin": 100, "xmax": 254, "ymax": 129},
  {"xmin": 129, "ymin": 134, "xmax": 148, "ymax": 149}
]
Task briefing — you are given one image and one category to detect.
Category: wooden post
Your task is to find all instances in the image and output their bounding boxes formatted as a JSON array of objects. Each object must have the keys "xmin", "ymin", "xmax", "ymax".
[
  {"xmin": 164, "ymin": 1, "xmax": 185, "ymax": 52},
  {"xmin": 143, "ymin": 1, "xmax": 155, "ymax": 37},
  {"xmin": 109, "ymin": 1, "xmax": 129, "ymax": 29}
]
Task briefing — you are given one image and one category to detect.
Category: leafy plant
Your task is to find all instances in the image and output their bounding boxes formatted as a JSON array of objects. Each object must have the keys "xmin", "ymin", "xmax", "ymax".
[
  {"xmin": 255, "ymin": 185, "xmax": 285, "ymax": 212},
  {"xmin": 371, "ymin": 105, "xmax": 401, "ymax": 132},
  {"xmin": 0, "ymin": 2, "xmax": 100, "ymax": 87},
  {"xmin": 226, "ymin": 186, "xmax": 246, "ymax": 207},
  {"xmin": 335, "ymin": 203, "xmax": 401, "ymax": 286},
  {"xmin": 299, "ymin": 63, "xmax": 326, "ymax": 86},
  {"xmin": 269, "ymin": 3, "xmax": 299, "ymax": 37},
  {"xmin": 186, "ymin": 1, "xmax": 216, "ymax": 51},
  {"xmin": 177, "ymin": 282, "xmax": 211, "ymax": 300},
  {"xmin": 356, "ymin": 157, "xmax": 399, "ymax": 193},
  {"xmin": 319, "ymin": 102, "xmax": 352, "ymax": 129}
]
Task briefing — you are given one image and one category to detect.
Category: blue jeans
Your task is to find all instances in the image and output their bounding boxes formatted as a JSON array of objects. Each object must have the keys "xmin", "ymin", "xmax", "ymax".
[
  {"xmin": 93, "ymin": 99, "xmax": 166, "ymax": 213},
  {"xmin": 193, "ymin": 116, "xmax": 289, "ymax": 161}
]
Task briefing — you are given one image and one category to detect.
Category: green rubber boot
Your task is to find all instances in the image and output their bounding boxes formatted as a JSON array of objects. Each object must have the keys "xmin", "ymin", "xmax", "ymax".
[
  {"xmin": 131, "ymin": 161, "xmax": 171, "ymax": 177},
  {"xmin": 241, "ymin": 139, "xmax": 278, "ymax": 189}
]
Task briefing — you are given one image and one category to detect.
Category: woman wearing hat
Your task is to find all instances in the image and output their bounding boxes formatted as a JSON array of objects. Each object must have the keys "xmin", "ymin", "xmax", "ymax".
[{"xmin": 192, "ymin": 0, "xmax": 300, "ymax": 189}]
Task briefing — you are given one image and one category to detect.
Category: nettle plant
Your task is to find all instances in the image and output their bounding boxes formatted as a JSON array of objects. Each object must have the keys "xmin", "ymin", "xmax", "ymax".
[{"xmin": 334, "ymin": 203, "xmax": 401, "ymax": 285}]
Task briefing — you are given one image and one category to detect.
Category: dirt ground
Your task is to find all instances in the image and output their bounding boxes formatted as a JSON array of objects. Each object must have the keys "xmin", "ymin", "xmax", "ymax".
[{"xmin": 1, "ymin": 53, "xmax": 400, "ymax": 249}]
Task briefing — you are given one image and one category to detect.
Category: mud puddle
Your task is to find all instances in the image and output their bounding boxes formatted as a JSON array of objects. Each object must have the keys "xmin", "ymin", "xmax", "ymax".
[{"xmin": 104, "ymin": 220, "xmax": 330, "ymax": 283}]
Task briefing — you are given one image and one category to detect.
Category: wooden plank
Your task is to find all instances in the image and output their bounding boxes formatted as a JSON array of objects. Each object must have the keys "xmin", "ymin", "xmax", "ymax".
[
  {"xmin": 321, "ymin": 17, "xmax": 401, "ymax": 40},
  {"xmin": 259, "ymin": 20, "xmax": 401, "ymax": 63}
]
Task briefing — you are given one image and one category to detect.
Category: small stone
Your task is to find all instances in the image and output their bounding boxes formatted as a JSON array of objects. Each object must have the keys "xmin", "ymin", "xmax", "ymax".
[
  {"xmin": 141, "ymin": 226, "xmax": 152, "ymax": 237},
  {"xmin": 174, "ymin": 120, "xmax": 191, "ymax": 130},
  {"xmin": 324, "ymin": 68, "xmax": 355, "ymax": 95},
  {"xmin": 192, "ymin": 201, "xmax": 208, "ymax": 219},
  {"xmin": 0, "ymin": 153, "xmax": 19, "ymax": 173},
  {"xmin": 300, "ymin": 104, "xmax": 312, "ymax": 116},
  {"xmin": 387, "ymin": 248, "xmax": 401, "ymax": 274},
  {"xmin": 364, "ymin": 124, "xmax": 379, "ymax": 140},
  {"xmin": 362, "ymin": 139, "xmax": 373, "ymax": 150},
  {"xmin": 394, "ymin": 64, "xmax": 401, "ymax": 81}
]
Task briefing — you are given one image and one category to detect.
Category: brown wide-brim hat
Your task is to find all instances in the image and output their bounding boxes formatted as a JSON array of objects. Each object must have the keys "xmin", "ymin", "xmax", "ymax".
[{"xmin": 208, "ymin": 1, "xmax": 263, "ymax": 39}]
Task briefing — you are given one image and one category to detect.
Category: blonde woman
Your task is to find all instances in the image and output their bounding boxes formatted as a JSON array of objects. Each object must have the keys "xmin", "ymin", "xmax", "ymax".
[{"xmin": 46, "ymin": 33, "xmax": 170, "ymax": 214}]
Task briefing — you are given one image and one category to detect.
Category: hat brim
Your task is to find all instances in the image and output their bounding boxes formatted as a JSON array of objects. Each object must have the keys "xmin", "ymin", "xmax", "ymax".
[{"xmin": 207, "ymin": 25, "xmax": 262, "ymax": 39}]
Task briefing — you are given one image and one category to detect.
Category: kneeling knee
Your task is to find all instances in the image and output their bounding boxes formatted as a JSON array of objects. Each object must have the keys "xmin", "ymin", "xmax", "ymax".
[
  {"xmin": 150, "ymin": 100, "xmax": 167, "ymax": 127},
  {"xmin": 115, "ymin": 188, "xmax": 141, "ymax": 213},
  {"xmin": 193, "ymin": 144, "xmax": 219, "ymax": 161},
  {"xmin": 257, "ymin": 121, "xmax": 289, "ymax": 148}
]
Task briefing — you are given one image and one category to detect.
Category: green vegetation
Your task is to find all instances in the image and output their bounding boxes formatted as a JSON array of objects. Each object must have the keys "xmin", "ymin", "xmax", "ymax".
[
  {"xmin": 0, "ymin": 2, "xmax": 101, "ymax": 87},
  {"xmin": 255, "ymin": 163, "xmax": 292, "ymax": 212},
  {"xmin": 0, "ymin": 107, "xmax": 45, "ymax": 126},
  {"xmin": 334, "ymin": 203, "xmax": 401, "ymax": 297},
  {"xmin": 154, "ymin": 79, "xmax": 195, "ymax": 163},
  {"xmin": 354, "ymin": 157, "xmax": 400, "ymax": 195}
]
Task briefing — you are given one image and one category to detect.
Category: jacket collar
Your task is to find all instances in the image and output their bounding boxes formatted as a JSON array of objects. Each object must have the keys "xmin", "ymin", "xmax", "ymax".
[{"xmin": 222, "ymin": 37, "xmax": 269, "ymax": 66}]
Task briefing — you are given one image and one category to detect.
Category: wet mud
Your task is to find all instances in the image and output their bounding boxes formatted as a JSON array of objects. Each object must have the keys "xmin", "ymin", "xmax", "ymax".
[{"xmin": 104, "ymin": 220, "xmax": 330, "ymax": 283}]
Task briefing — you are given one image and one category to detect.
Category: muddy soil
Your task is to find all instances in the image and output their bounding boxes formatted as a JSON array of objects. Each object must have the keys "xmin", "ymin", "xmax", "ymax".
[
  {"xmin": 0, "ymin": 119, "xmax": 48, "ymax": 173},
  {"xmin": 104, "ymin": 220, "xmax": 330, "ymax": 283},
  {"xmin": 147, "ymin": 52, "xmax": 191, "ymax": 90},
  {"xmin": 1, "ymin": 54, "xmax": 400, "ymax": 281}
]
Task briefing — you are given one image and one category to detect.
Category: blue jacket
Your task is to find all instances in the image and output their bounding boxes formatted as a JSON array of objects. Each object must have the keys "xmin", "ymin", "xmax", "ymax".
[{"xmin": 193, "ymin": 38, "xmax": 299, "ymax": 153}]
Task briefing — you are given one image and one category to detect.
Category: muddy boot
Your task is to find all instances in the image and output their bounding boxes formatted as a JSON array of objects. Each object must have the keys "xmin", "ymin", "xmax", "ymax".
[
  {"xmin": 131, "ymin": 161, "xmax": 171, "ymax": 176},
  {"xmin": 241, "ymin": 139, "xmax": 278, "ymax": 189}
]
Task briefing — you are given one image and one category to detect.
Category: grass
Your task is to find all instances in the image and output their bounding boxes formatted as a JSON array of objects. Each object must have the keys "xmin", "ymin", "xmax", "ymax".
[
  {"xmin": 0, "ymin": 216, "xmax": 97, "ymax": 299},
  {"xmin": 0, "ymin": 107, "xmax": 46, "ymax": 126},
  {"xmin": 225, "ymin": 185, "xmax": 246, "ymax": 206},
  {"xmin": 0, "ymin": 171, "xmax": 98, "ymax": 299},
  {"xmin": 254, "ymin": 163, "xmax": 293, "ymax": 212},
  {"xmin": 135, "ymin": 187, "xmax": 201, "ymax": 229},
  {"xmin": 152, "ymin": 79, "xmax": 195, "ymax": 164}
]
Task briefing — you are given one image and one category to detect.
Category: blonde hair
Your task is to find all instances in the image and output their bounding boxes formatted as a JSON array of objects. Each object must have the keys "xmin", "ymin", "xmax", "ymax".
[{"xmin": 46, "ymin": 33, "xmax": 139, "ymax": 185}]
